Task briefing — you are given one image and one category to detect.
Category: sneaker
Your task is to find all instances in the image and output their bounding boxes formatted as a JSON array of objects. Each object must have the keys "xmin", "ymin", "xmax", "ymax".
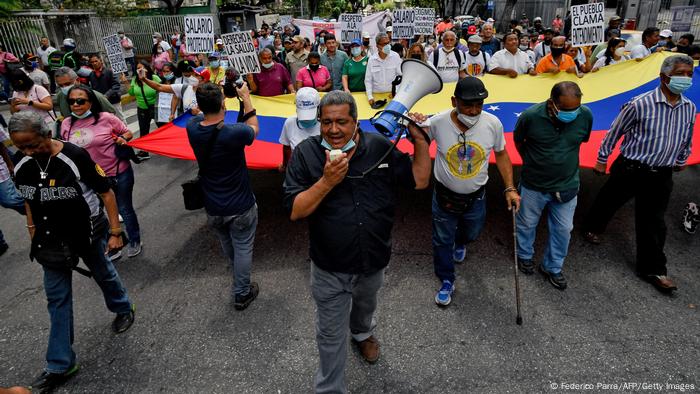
[
  {"xmin": 108, "ymin": 249, "xmax": 122, "ymax": 261},
  {"xmin": 682, "ymin": 202, "xmax": 699, "ymax": 234},
  {"xmin": 435, "ymin": 280, "xmax": 454, "ymax": 306},
  {"xmin": 234, "ymin": 282, "xmax": 259, "ymax": 310},
  {"xmin": 127, "ymin": 242, "xmax": 142, "ymax": 258},
  {"xmin": 112, "ymin": 304, "xmax": 135, "ymax": 333},
  {"xmin": 539, "ymin": 266, "xmax": 567, "ymax": 290},
  {"xmin": 453, "ymin": 244, "xmax": 466, "ymax": 263},
  {"xmin": 30, "ymin": 364, "xmax": 79, "ymax": 393},
  {"xmin": 0, "ymin": 242, "xmax": 8, "ymax": 257},
  {"xmin": 0, "ymin": 99, "xmax": 8, "ymax": 105},
  {"xmin": 517, "ymin": 257, "xmax": 535, "ymax": 275},
  {"xmin": 136, "ymin": 151, "xmax": 150, "ymax": 161}
]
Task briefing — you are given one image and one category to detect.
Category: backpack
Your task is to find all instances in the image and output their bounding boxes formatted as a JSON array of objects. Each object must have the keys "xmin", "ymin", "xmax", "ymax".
[{"xmin": 433, "ymin": 48, "xmax": 462, "ymax": 70}]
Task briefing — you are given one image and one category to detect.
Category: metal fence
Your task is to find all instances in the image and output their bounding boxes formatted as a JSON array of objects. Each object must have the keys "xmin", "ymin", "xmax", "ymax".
[
  {"xmin": 655, "ymin": 0, "xmax": 700, "ymax": 42},
  {"xmin": 0, "ymin": 18, "xmax": 48, "ymax": 59}
]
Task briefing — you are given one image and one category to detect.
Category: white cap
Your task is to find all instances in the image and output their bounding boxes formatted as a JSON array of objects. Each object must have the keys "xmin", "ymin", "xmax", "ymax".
[
  {"xmin": 296, "ymin": 87, "xmax": 321, "ymax": 121},
  {"xmin": 216, "ymin": 38, "xmax": 223, "ymax": 44},
  {"xmin": 362, "ymin": 31, "xmax": 371, "ymax": 39},
  {"xmin": 660, "ymin": 29, "xmax": 673, "ymax": 38},
  {"xmin": 487, "ymin": 17, "xmax": 494, "ymax": 23},
  {"xmin": 386, "ymin": 26, "xmax": 393, "ymax": 32},
  {"xmin": 534, "ymin": 16, "xmax": 542, "ymax": 22}
]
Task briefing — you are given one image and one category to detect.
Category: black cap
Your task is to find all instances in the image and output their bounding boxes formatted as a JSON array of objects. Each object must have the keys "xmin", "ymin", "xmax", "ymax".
[{"xmin": 454, "ymin": 77, "xmax": 488, "ymax": 102}]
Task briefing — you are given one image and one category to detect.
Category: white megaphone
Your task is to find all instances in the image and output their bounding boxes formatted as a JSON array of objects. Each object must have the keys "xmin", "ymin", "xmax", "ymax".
[{"xmin": 371, "ymin": 59, "xmax": 443, "ymax": 136}]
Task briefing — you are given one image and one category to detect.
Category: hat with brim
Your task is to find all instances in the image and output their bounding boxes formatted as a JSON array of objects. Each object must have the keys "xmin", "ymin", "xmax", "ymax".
[
  {"xmin": 454, "ymin": 77, "xmax": 488, "ymax": 102},
  {"xmin": 296, "ymin": 87, "xmax": 321, "ymax": 121}
]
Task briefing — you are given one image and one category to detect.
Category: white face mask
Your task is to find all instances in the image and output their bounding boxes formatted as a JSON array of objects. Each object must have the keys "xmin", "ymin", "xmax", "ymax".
[
  {"xmin": 186, "ymin": 75, "xmax": 199, "ymax": 87},
  {"xmin": 614, "ymin": 47, "xmax": 626, "ymax": 57},
  {"xmin": 457, "ymin": 113, "xmax": 480, "ymax": 128}
]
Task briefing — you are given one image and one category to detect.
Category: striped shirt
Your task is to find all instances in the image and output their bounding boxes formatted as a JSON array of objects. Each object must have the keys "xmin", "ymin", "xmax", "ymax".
[{"xmin": 598, "ymin": 87, "xmax": 696, "ymax": 167}]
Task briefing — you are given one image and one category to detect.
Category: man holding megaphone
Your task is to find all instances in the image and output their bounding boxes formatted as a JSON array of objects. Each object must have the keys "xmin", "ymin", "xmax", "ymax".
[{"xmin": 409, "ymin": 77, "xmax": 521, "ymax": 307}]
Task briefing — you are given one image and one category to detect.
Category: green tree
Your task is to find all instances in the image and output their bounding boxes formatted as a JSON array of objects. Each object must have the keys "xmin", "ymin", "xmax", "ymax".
[{"xmin": 60, "ymin": 0, "xmax": 129, "ymax": 17}]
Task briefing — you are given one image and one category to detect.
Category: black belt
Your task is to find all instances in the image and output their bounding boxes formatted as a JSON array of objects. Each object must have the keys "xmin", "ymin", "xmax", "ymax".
[{"xmin": 618, "ymin": 157, "xmax": 672, "ymax": 173}]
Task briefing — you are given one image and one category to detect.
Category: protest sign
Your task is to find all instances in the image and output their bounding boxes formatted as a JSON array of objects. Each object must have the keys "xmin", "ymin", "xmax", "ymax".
[
  {"xmin": 414, "ymin": 8, "xmax": 435, "ymax": 35},
  {"xmin": 339, "ymin": 14, "xmax": 363, "ymax": 43},
  {"xmin": 670, "ymin": 6, "xmax": 695, "ymax": 31},
  {"xmin": 185, "ymin": 15, "xmax": 215, "ymax": 54},
  {"xmin": 392, "ymin": 9, "xmax": 415, "ymax": 39},
  {"xmin": 280, "ymin": 15, "xmax": 292, "ymax": 27},
  {"xmin": 570, "ymin": 2, "xmax": 605, "ymax": 47},
  {"xmin": 221, "ymin": 31, "xmax": 261, "ymax": 74},
  {"xmin": 103, "ymin": 34, "xmax": 128, "ymax": 74}
]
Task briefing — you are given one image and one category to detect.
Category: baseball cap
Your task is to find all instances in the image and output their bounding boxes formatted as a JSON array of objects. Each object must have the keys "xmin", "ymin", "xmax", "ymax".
[
  {"xmin": 487, "ymin": 18, "xmax": 495, "ymax": 23},
  {"xmin": 295, "ymin": 87, "xmax": 321, "ymax": 121},
  {"xmin": 467, "ymin": 35, "xmax": 482, "ymax": 44},
  {"xmin": 459, "ymin": 38, "xmax": 467, "ymax": 47},
  {"xmin": 362, "ymin": 31, "xmax": 371, "ymax": 39},
  {"xmin": 454, "ymin": 77, "xmax": 488, "ymax": 102},
  {"xmin": 660, "ymin": 29, "xmax": 673, "ymax": 38},
  {"xmin": 350, "ymin": 39, "xmax": 362, "ymax": 47},
  {"xmin": 467, "ymin": 25, "xmax": 477, "ymax": 35},
  {"xmin": 283, "ymin": 37, "xmax": 292, "ymax": 43},
  {"xmin": 386, "ymin": 26, "xmax": 393, "ymax": 32},
  {"xmin": 292, "ymin": 35, "xmax": 303, "ymax": 43},
  {"xmin": 534, "ymin": 16, "xmax": 542, "ymax": 22},
  {"xmin": 610, "ymin": 15, "xmax": 622, "ymax": 21},
  {"xmin": 209, "ymin": 51, "xmax": 221, "ymax": 59},
  {"xmin": 216, "ymin": 38, "xmax": 223, "ymax": 45}
]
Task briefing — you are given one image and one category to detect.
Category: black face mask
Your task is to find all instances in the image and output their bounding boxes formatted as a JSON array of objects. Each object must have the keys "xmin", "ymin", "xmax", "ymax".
[
  {"xmin": 41, "ymin": 45, "xmax": 48, "ymax": 50},
  {"xmin": 411, "ymin": 54, "xmax": 422, "ymax": 60},
  {"xmin": 362, "ymin": 40, "xmax": 370, "ymax": 47},
  {"xmin": 551, "ymin": 47, "xmax": 565, "ymax": 57},
  {"xmin": 676, "ymin": 45, "xmax": 690, "ymax": 54},
  {"xmin": 544, "ymin": 39, "xmax": 552, "ymax": 45},
  {"xmin": 309, "ymin": 64, "xmax": 320, "ymax": 71}
]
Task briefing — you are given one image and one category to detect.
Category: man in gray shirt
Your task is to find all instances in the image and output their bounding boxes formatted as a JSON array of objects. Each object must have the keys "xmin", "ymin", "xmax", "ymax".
[{"xmin": 320, "ymin": 34, "xmax": 349, "ymax": 91}]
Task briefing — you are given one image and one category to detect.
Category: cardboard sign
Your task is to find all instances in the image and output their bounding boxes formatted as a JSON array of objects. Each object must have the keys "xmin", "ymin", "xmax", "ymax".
[
  {"xmin": 392, "ymin": 9, "xmax": 415, "ymax": 39},
  {"xmin": 103, "ymin": 34, "xmax": 128, "ymax": 74},
  {"xmin": 221, "ymin": 31, "xmax": 261, "ymax": 74},
  {"xmin": 184, "ymin": 15, "xmax": 215, "ymax": 54},
  {"xmin": 414, "ymin": 8, "xmax": 435, "ymax": 35},
  {"xmin": 670, "ymin": 6, "xmax": 695, "ymax": 32},
  {"xmin": 339, "ymin": 14, "xmax": 363, "ymax": 43},
  {"xmin": 570, "ymin": 2, "xmax": 605, "ymax": 47}
]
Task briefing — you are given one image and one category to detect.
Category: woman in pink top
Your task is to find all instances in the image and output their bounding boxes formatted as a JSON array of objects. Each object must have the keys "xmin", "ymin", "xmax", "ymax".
[
  {"xmin": 294, "ymin": 52, "xmax": 332, "ymax": 92},
  {"xmin": 9, "ymin": 69, "xmax": 54, "ymax": 127},
  {"xmin": 60, "ymin": 85, "xmax": 142, "ymax": 258}
]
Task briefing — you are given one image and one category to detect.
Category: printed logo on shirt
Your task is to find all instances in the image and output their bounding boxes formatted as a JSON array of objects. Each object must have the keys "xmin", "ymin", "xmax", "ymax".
[
  {"xmin": 467, "ymin": 63, "xmax": 483, "ymax": 76},
  {"xmin": 67, "ymin": 129, "xmax": 93, "ymax": 148},
  {"xmin": 446, "ymin": 141, "xmax": 486, "ymax": 179},
  {"xmin": 95, "ymin": 164, "xmax": 107, "ymax": 177}
]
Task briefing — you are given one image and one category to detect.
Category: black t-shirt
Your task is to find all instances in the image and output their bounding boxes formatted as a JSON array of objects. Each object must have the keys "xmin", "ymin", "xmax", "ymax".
[
  {"xmin": 186, "ymin": 116, "xmax": 256, "ymax": 216},
  {"xmin": 14, "ymin": 142, "xmax": 111, "ymax": 254},
  {"xmin": 283, "ymin": 132, "xmax": 415, "ymax": 275}
]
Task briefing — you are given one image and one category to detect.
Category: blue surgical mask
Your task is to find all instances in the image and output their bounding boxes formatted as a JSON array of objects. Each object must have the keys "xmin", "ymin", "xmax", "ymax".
[
  {"xmin": 553, "ymin": 101, "xmax": 580, "ymax": 123},
  {"xmin": 298, "ymin": 119, "xmax": 317, "ymax": 129},
  {"xmin": 163, "ymin": 72, "xmax": 174, "ymax": 80},
  {"xmin": 351, "ymin": 47, "xmax": 362, "ymax": 57},
  {"xmin": 382, "ymin": 44, "xmax": 392, "ymax": 55},
  {"xmin": 71, "ymin": 110, "xmax": 92, "ymax": 119},
  {"xmin": 319, "ymin": 37, "xmax": 325, "ymax": 44},
  {"xmin": 60, "ymin": 86, "xmax": 72, "ymax": 95},
  {"xmin": 30, "ymin": 61, "xmax": 38, "ymax": 69},
  {"xmin": 658, "ymin": 40, "xmax": 667, "ymax": 47},
  {"xmin": 210, "ymin": 60, "xmax": 220, "ymax": 68},
  {"xmin": 262, "ymin": 61, "xmax": 274, "ymax": 69},
  {"xmin": 320, "ymin": 127, "xmax": 358, "ymax": 152},
  {"xmin": 667, "ymin": 76, "xmax": 692, "ymax": 94}
]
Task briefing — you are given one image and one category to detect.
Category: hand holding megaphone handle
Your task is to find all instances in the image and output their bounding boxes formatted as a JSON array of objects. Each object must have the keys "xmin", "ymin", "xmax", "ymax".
[{"xmin": 370, "ymin": 109, "xmax": 430, "ymax": 144}]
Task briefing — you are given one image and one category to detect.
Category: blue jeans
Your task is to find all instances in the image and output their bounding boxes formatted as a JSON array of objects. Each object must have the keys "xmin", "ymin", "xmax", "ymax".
[
  {"xmin": 0, "ymin": 73, "xmax": 10, "ymax": 101},
  {"xmin": 208, "ymin": 203, "xmax": 258, "ymax": 297},
  {"xmin": 0, "ymin": 178, "xmax": 26, "ymax": 214},
  {"xmin": 110, "ymin": 166, "xmax": 140, "ymax": 245},
  {"xmin": 516, "ymin": 185, "xmax": 577, "ymax": 274},
  {"xmin": 432, "ymin": 188, "xmax": 487, "ymax": 283},
  {"xmin": 43, "ymin": 222, "xmax": 132, "ymax": 373}
]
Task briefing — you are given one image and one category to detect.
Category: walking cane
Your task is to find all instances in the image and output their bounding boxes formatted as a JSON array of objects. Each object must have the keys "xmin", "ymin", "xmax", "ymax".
[{"xmin": 512, "ymin": 204, "xmax": 523, "ymax": 325}]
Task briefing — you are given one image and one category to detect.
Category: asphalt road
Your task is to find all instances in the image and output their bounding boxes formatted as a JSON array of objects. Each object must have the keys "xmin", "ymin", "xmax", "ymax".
[{"xmin": 0, "ymin": 141, "xmax": 699, "ymax": 393}]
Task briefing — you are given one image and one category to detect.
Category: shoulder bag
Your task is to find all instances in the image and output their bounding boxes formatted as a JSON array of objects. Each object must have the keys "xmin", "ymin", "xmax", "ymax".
[{"xmin": 181, "ymin": 120, "xmax": 224, "ymax": 210}]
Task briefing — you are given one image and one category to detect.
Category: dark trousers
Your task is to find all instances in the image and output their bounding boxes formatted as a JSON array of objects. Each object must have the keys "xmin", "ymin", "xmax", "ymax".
[
  {"xmin": 585, "ymin": 157, "xmax": 673, "ymax": 276},
  {"xmin": 137, "ymin": 106, "xmax": 155, "ymax": 138}
]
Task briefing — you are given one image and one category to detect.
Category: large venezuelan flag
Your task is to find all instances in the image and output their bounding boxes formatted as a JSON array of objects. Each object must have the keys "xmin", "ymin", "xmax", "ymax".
[{"xmin": 130, "ymin": 53, "xmax": 700, "ymax": 169}]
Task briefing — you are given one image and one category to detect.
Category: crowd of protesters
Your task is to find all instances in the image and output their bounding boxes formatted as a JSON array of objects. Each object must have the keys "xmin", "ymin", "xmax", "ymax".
[{"xmin": 0, "ymin": 9, "xmax": 698, "ymax": 394}]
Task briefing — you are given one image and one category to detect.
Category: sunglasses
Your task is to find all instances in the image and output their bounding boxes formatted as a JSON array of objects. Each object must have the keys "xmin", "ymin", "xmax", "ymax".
[{"xmin": 68, "ymin": 98, "xmax": 89, "ymax": 105}]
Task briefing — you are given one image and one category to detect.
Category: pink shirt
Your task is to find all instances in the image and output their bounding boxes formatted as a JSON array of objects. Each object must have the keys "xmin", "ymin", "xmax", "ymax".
[
  {"xmin": 295, "ymin": 65, "xmax": 331, "ymax": 90},
  {"xmin": 12, "ymin": 85, "xmax": 53, "ymax": 126},
  {"xmin": 60, "ymin": 112, "xmax": 130, "ymax": 177}
]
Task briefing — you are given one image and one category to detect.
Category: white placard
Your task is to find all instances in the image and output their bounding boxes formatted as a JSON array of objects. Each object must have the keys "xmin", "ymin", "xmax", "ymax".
[
  {"xmin": 221, "ymin": 31, "xmax": 261, "ymax": 75},
  {"xmin": 280, "ymin": 15, "xmax": 292, "ymax": 27},
  {"xmin": 570, "ymin": 3, "xmax": 605, "ymax": 47},
  {"xmin": 157, "ymin": 93, "xmax": 174, "ymax": 123},
  {"xmin": 670, "ymin": 6, "xmax": 695, "ymax": 32},
  {"xmin": 414, "ymin": 8, "xmax": 435, "ymax": 36},
  {"xmin": 392, "ymin": 9, "xmax": 416, "ymax": 39},
  {"xmin": 103, "ymin": 34, "xmax": 128, "ymax": 74},
  {"xmin": 184, "ymin": 15, "xmax": 215, "ymax": 54},
  {"xmin": 339, "ymin": 14, "xmax": 363, "ymax": 43}
]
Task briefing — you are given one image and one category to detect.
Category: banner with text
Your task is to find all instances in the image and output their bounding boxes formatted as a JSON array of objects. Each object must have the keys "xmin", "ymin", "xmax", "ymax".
[
  {"xmin": 392, "ymin": 9, "xmax": 416, "ymax": 39},
  {"xmin": 570, "ymin": 3, "xmax": 605, "ymax": 47},
  {"xmin": 185, "ymin": 15, "xmax": 215, "ymax": 54},
  {"xmin": 339, "ymin": 14, "xmax": 363, "ymax": 43},
  {"xmin": 222, "ymin": 31, "xmax": 261, "ymax": 75},
  {"xmin": 414, "ymin": 8, "xmax": 435, "ymax": 35},
  {"xmin": 103, "ymin": 34, "xmax": 128, "ymax": 74},
  {"xmin": 670, "ymin": 6, "xmax": 695, "ymax": 31}
]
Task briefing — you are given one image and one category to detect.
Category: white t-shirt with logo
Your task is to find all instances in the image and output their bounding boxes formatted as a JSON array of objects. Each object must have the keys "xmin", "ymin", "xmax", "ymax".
[
  {"xmin": 279, "ymin": 116, "xmax": 321, "ymax": 150},
  {"xmin": 170, "ymin": 83, "xmax": 197, "ymax": 111},
  {"xmin": 424, "ymin": 109, "xmax": 505, "ymax": 194},
  {"xmin": 464, "ymin": 51, "xmax": 491, "ymax": 77},
  {"xmin": 429, "ymin": 48, "xmax": 467, "ymax": 83}
]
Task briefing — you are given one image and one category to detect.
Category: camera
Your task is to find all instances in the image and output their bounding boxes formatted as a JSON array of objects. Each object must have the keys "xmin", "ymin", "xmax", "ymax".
[{"xmin": 223, "ymin": 69, "xmax": 245, "ymax": 98}]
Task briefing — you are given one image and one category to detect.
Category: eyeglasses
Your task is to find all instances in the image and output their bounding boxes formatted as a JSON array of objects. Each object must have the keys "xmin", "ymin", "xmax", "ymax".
[{"xmin": 67, "ymin": 98, "xmax": 89, "ymax": 105}]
